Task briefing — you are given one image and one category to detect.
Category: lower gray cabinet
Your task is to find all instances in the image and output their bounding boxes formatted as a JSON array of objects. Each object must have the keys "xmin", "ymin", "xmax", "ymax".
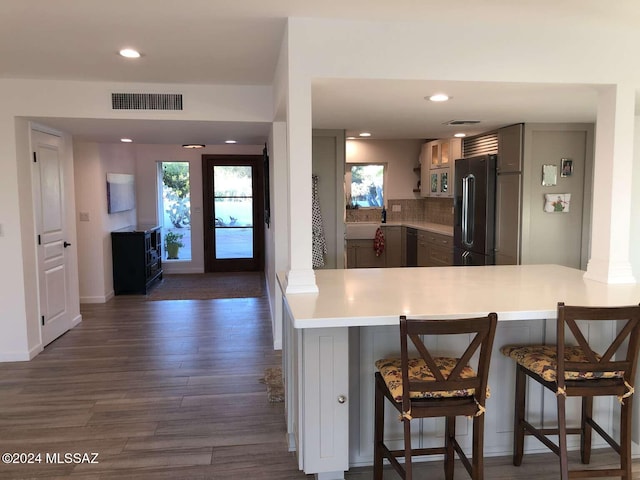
[
  {"xmin": 346, "ymin": 240, "xmax": 385, "ymax": 268},
  {"xmin": 383, "ymin": 226, "xmax": 402, "ymax": 267}
]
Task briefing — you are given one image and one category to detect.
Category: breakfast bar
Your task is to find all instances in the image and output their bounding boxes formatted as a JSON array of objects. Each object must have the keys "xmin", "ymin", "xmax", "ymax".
[{"xmin": 278, "ymin": 264, "xmax": 640, "ymax": 480}]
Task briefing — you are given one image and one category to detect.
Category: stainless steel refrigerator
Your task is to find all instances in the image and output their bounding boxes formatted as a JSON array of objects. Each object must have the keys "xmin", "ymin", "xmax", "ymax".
[{"xmin": 453, "ymin": 154, "xmax": 497, "ymax": 266}]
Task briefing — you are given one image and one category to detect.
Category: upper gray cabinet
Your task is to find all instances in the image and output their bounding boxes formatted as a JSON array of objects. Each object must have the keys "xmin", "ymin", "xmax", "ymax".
[
  {"xmin": 497, "ymin": 123, "xmax": 524, "ymax": 173},
  {"xmin": 420, "ymin": 138, "xmax": 461, "ymax": 198}
]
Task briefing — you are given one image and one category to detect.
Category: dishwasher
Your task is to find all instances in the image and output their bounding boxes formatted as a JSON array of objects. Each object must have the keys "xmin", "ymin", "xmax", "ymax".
[{"xmin": 406, "ymin": 227, "xmax": 417, "ymax": 267}]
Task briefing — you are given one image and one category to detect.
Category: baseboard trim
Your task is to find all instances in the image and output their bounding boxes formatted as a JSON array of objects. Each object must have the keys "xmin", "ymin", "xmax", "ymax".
[
  {"xmin": 80, "ymin": 291, "xmax": 114, "ymax": 304},
  {"xmin": 0, "ymin": 344, "xmax": 42, "ymax": 362},
  {"xmin": 162, "ymin": 266, "xmax": 204, "ymax": 274},
  {"xmin": 71, "ymin": 314, "xmax": 82, "ymax": 327}
]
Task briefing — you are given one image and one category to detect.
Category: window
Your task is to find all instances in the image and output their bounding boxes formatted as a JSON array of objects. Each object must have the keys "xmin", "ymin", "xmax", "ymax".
[
  {"xmin": 346, "ymin": 164, "xmax": 385, "ymax": 207},
  {"xmin": 158, "ymin": 161, "xmax": 191, "ymax": 261}
]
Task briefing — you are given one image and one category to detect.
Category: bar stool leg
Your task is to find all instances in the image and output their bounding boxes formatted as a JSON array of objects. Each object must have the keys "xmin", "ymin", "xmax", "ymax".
[
  {"xmin": 373, "ymin": 377, "xmax": 384, "ymax": 480},
  {"xmin": 472, "ymin": 414, "xmax": 485, "ymax": 480},
  {"xmin": 557, "ymin": 392, "xmax": 570, "ymax": 480},
  {"xmin": 513, "ymin": 364, "xmax": 526, "ymax": 466},
  {"xmin": 403, "ymin": 417, "xmax": 413, "ymax": 480},
  {"xmin": 620, "ymin": 399, "xmax": 632, "ymax": 480},
  {"xmin": 580, "ymin": 396, "xmax": 593, "ymax": 464},
  {"xmin": 444, "ymin": 416, "xmax": 455, "ymax": 480}
]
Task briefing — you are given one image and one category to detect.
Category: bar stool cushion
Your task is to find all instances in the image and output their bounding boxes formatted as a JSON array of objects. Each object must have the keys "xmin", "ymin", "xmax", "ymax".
[
  {"xmin": 500, "ymin": 345, "xmax": 624, "ymax": 382},
  {"xmin": 375, "ymin": 357, "xmax": 478, "ymax": 401}
]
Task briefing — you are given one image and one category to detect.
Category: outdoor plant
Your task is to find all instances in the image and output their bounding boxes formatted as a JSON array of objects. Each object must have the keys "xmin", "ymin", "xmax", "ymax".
[{"xmin": 164, "ymin": 231, "xmax": 184, "ymax": 259}]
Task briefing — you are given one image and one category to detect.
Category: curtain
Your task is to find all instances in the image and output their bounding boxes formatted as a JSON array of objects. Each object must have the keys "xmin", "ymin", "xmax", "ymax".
[{"xmin": 312, "ymin": 175, "xmax": 327, "ymax": 268}]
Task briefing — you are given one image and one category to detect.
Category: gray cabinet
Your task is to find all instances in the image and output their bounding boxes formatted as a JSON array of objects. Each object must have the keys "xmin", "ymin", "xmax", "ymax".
[
  {"xmin": 421, "ymin": 138, "xmax": 461, "ymax": 198},
  {"xmin": 383, "ymin": 226, "xmax": 402, "ymax": 267},
  {"xmin": 417, "ymin": 231, "xmax": 429, "ymax": 266},
  {"xmin": 496, "ymin": 123, "xmax": 523, "ymax": 265},
  {"xmin": 346, "ymin": 227, "xmax": 452, "ymax": 268},
  {"xmin": 346, "ymin": 240, "xmax": 385, "ymax": 268},
  {"xmin": 497, "ymin": 123, "xmax": 523, "ymax": 172},
  {"xmin": 423, "ymin": 231, "xmax": 453, "ymax": 266},
  {"xmin": 495, "ymin": 173, "xmax": 521, "ymax": 265},
  {"xmin": 417, "ymin": 230, "xmax": 453, "ymax": 267}
]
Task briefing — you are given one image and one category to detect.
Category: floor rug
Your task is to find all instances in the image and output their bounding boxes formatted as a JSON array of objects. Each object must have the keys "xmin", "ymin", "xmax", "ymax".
[
  {"xmin": 261, "ymin": 367, "xmax": 284, "ymax": 403},
  {"xmin": 147, "ymin": 272, "xmax": 265, "ymax": 300}
]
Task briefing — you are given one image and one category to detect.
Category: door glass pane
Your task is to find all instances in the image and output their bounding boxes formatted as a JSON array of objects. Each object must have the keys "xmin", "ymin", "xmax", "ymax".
[{"xmin": 213, "ymin": 166, "xmax": 253, "ymax": 259}]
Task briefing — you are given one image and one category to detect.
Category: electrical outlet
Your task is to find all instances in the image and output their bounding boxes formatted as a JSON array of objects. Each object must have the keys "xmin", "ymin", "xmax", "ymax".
[
  {"xmin": 79, "ymin": 212, "xmax": 90, "ymax": 222},
  {"xmin": 392, "ymin": 204, "xmax": 401, "ymax": 212}
]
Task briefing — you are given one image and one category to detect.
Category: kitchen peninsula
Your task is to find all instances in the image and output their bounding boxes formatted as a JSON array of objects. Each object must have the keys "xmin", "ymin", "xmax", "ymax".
[{"xmin": 278, "ymin": 264, "xmax": 640, "ymax": 480}]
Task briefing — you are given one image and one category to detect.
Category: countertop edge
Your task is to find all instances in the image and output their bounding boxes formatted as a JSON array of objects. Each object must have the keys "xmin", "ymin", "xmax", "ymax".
[{"xmin": 346, "ymin": 221, "xmax": 453, "ymax": 236}]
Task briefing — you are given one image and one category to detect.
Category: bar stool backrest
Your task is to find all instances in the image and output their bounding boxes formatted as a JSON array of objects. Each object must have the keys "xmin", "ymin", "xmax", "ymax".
[
  {"xmin": 556, "ymin": 303, "xmax": 640, "ymax": 393},
  {"xmin": 399, "ymin": 314, "xmax": 498, "ymax": 413}
]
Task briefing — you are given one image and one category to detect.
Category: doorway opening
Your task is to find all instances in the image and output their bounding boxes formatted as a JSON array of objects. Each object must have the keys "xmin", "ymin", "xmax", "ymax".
[{"xmin": 202, "ymin": 155, "xmax": 264, "ymax": 272}]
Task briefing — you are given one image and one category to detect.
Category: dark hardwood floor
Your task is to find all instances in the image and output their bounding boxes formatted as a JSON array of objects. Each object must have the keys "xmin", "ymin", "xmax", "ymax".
[
  {"xmin": 0, "ymin": 287, "xmax": 637, "ymax": 479},
  {"xmin": 0, "ymin": 294, "xmax": 309, "ymax": 479}
]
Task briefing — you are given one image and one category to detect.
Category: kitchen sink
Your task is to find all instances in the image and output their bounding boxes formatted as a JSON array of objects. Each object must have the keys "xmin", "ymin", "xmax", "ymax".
[{"xmin": 345, "ymin": 222, "xmax": 381, "ymax": 239}]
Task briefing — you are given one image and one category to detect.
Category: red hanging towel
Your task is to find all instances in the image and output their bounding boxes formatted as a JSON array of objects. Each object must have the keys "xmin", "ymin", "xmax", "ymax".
[{"xmin": 373, "ymin": 227, "xmax": 385, "ymax": 257}]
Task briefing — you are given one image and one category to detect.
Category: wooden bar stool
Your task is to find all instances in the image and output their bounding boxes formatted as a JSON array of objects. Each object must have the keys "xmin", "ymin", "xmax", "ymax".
[
  {"xmin": 501, "ymin": 302, "xmax": 640, "ymax": 480},
  {"xmin": 374, "ymin": 313, "xmax": 498, "ymax": 480}
]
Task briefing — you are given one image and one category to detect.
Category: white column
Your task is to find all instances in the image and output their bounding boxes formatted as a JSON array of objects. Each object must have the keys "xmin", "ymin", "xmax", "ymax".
[
  {"xmin": 584, "ymin": 84, "xmax": 636, "ymax": 284},
  {"xmin": 284, "ymin": 67, "xmax": 318, "ymax": 294}
]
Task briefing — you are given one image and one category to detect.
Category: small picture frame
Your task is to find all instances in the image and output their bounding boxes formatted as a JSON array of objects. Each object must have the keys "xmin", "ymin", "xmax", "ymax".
[
  {"xmin": 542, "ymin": 164, "xmax": 557, "ymax": 186},
  {"xmin": 561, "ymin": 158, "xmax": 573, "ymax": 177}
]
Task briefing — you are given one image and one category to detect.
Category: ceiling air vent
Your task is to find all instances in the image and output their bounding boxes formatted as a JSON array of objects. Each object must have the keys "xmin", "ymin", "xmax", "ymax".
[
  {"xmin": 444, "ymin": 120, "xmax": 481, "ymax": 126},
  {"xmin": 112, "ymin": 93, "xmax": 183, "ymax": 110}
]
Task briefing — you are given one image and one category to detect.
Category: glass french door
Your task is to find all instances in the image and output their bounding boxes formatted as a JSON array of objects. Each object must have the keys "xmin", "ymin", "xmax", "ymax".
[{"xmin": 202, "ymin": 155, "xmax": 264, "ymax": 272}]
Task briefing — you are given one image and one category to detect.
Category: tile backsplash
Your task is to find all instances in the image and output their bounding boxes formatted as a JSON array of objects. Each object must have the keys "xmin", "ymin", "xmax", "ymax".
[{"xmin": 346, "ymin": 197, "xmax": 453, "ymax": 225}]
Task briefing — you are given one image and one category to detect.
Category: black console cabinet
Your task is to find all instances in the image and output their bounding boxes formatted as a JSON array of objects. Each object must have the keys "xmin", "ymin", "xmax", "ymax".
[{"xmin": 111, "ymin": 225, "xmax": 163, "ymax": 295}]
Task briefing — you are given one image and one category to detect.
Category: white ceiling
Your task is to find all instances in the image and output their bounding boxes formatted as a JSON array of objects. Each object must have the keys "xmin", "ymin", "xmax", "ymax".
[{"xmin": 3, "ymin": 0, "xmax": 635, "ymax": 144}]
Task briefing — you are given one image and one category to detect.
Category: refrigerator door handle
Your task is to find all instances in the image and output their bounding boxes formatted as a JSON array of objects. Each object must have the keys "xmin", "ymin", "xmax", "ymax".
[
  {"xmin": 462, "ymin": 174, "xmax": 475, "ymax": 248},
  {"xmin": 462, "ymin": 176, "xmax": 468, "ymax": 245}
]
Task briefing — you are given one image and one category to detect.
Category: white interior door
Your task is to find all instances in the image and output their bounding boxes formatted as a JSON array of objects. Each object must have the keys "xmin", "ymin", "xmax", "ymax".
[{"xmin": 32, "ymin": 129, "xmax": 72, "ymax": 346}]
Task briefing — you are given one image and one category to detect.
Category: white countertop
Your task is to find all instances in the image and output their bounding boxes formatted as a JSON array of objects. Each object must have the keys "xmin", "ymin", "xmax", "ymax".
[{"xmin": 281, "ymin": 265, "xmax": 640, "ymax": 329}]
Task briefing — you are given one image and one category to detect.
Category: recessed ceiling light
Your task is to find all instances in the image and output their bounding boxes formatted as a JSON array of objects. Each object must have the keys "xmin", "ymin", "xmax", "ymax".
[
  {"xmin": 346, "ymin": 136, "xmax": 356, "ymax": 140},
  {"xmin": 182, "ymin": 144, "xmax": 205, "ymax": 149},
  {"xmin": 454, "ymin": 133, "xmax": 466, "ymax": 138},
  {"xmin": 359, "ymin": 132, "xmax": 372, "ymax": 137},
  {"xmin": 119, "ymin": 48, "xmax": 141, "ymax": 58},
  {"xmin": 120, "ymin": 138, "xmax": 133, "ymax": 143},
  {"xmin": 427, "ymin": 94, "xmax": 450, "ymax": 102},
  {"xmin": 224, "ymin": 140, "xmax": 237, "ymax": 144}
]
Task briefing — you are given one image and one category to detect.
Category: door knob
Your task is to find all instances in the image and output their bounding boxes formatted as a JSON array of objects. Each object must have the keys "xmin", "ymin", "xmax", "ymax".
[{"xmin": 63, "ymin": 241, "xmax": 72, "ymax": 248}]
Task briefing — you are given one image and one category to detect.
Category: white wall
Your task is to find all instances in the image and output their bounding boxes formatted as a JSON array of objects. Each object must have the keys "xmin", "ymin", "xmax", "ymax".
[
  {"xmin": 74, "ymin": 142, "xmax": 137, "ymax": 302},
  {"xmin": 266, "ymin": 122, "xmax": 289, "ymax": 349},
  {"xmin": 346, "ymin": 139, "xmax": 422, "ymax": 201},
  {"xmin": 632, "ymin": 119, "xmax": 640, "ymax": 281}
]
